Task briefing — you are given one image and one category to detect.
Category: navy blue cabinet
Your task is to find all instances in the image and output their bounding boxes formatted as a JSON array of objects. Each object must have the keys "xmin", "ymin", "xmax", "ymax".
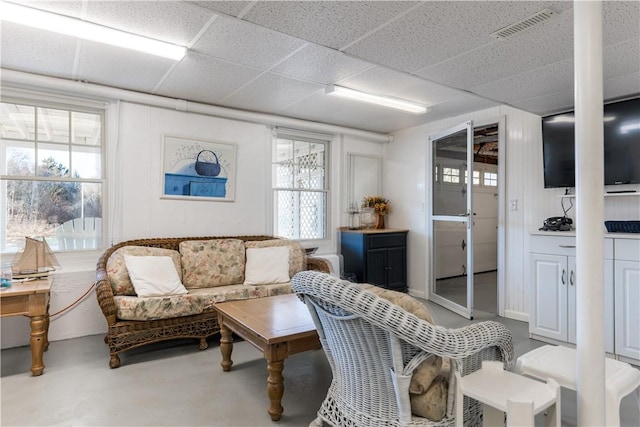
[{"xmin": 340, "ymin": 229, "xmax": 408, "ymax": 292}]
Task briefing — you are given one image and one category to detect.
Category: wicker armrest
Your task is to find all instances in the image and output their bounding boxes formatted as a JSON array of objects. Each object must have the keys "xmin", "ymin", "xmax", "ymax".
[
  {"xmin": 95, "ymin": 267, "xmax": 117, "ymax": 325},
  {"xmin": 292, "ymin": 270, "xmax": 514, "ymax": 368}
]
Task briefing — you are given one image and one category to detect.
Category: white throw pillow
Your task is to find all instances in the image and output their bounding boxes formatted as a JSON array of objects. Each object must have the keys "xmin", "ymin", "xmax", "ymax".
[
  {"xmin": 124, "ymin": 255, "xmax": 188, "ymax": 297},
  {"xmin": 244, "ymin": 246, "xmax": 290, "ymax": 285}
]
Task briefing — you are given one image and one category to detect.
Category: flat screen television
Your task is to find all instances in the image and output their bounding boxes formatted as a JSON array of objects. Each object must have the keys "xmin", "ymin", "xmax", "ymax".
[{"xmin": 542, "ymin": 97, "xmax": 640, "ymax": 188}]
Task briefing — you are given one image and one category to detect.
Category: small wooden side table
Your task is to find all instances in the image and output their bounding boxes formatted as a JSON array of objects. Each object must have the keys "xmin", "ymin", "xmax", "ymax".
[{"xmin": 0, "ymin": 277, "xmax": 52, "ymax": 376}]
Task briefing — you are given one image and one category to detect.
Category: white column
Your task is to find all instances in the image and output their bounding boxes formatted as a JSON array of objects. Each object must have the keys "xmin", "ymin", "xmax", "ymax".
[{"xmin": 574, "ymin": 1, "xmax": 605, "ymax": 425}]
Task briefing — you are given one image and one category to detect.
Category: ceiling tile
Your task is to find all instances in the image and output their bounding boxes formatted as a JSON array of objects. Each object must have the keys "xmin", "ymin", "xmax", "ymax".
[
  {"xmin": 430, "ymin": 94, "xmax": 501, "ymax": 119},
  {"xmin": 242, "ymin": 1, "xmax": 420, "ymax": 50},
  {"xmin": 603, "ymin": 1, "xmax": 640, "ymax": 46},
  {"xmin": 415, "ymin": 11, "xmax": 574, "ymax": 90},
  {"xmin": 345, "ymin": 1, "xmax": 572, "ymax": 73},
  {"xmin": 337, "ymin": 66, "xmax": 465, "ymax": 107},
  {"xmin": 155, "ymin": 53, "xmax": 263, "ymax": 104},
  {"xmin": 188, "ymin": 1, "xmax": 252, "ymax": 17},
  {"xmin": 221, "ymin": 72, "xmax": 324, "ymax": 112},
  {"xmin": 271, "ymin": 45, "xmax": 373, "ymax": 85},
  {"xmin": 512, "ymin": 91, "xmax": 574, "ymax": 115},
  {"xmin": 0, "ymin": 23, "xmax": 77, "ymax": 79},
  {"xmin": 85, "ymin": 1, "xmax": 213, "ymax": 45},
  {"xmin": 472, "ymin": 60, "xmax": 573, "ymax": 105},
  {"xmin": 602, "ymin": 38, "xmax": 640, "ymax": 81},
  {"xmin": 193, "ymin": 16, "xmax": 306, "ymax": 69},
  {"xmin": 278, "ymin": 90, "xmax": 432, "ymax": 133},
  {"xmin": 5, "ymin": 0, "xmax": 83, "ymax": 17},
  {"xmin": 604, "ymin": 72, "xmax": 640, "ymax": 101},
  {"xmin": 76, "ymin": 41, "xmax": 175, "ymax": 93}
]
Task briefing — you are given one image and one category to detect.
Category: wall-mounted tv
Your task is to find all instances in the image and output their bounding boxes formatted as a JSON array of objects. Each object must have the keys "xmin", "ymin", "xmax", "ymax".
[{"xmin": 542, "ymin": 97, "xmax": 640, "ymax": 188}]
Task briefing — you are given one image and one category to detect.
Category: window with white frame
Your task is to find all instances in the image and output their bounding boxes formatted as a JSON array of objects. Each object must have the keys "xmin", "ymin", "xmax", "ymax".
[
  {"xmin": 483, "ymin": 171, "xmax": 498, "ymax": 187},
  {"xmin": 442, "ymin": 167, "xmax": 460, "ymax": 183},
  {"xmin": 272, "ymin": 131, "xmax": 329, "ymax": 240},
  {"xmin": 1, "ymin": 100, "xmax": 104, "ymax": 252}
]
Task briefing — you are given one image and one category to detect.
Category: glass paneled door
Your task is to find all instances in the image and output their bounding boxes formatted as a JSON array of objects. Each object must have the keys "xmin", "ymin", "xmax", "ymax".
[{"xmin": 429, "ymin": 121, "xmax": 475, "ymax": 319}]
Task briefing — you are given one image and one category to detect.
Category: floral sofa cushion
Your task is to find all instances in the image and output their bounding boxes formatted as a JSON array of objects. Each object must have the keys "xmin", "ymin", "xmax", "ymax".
[
  {"xmin": 245, "ymin": 239, "xmax": 306, "ymax": 278},
  {"xmin": 179, "ymin": 239, "xmax": 245, "ymax": 288},
  {"xmin": 114, "ymin": 282, "xmax": 292, "ymax": 321},
  {"xmin": 107, "ymin": 246, "xmax": 183, "ymax": 296}
]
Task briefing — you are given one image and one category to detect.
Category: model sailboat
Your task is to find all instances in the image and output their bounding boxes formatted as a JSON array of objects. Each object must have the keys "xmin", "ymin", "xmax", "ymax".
[{"xmin": 12, "ymin": 237, "xmax": 60, "ymax": 279}]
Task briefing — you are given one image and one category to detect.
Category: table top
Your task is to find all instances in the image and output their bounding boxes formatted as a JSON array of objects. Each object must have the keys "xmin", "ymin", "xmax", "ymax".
[
  {"xmin": 214, "ymin": 293, "xmax": 317, "ymax": 344},
  {"xmin": 0, "ymin": 277, "xmax": 52, "ymax": 298}
]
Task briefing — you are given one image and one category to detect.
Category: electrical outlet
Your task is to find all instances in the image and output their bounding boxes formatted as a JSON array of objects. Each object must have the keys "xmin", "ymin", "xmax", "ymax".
[{"xmin": 510, "ymin": 199, "xmax": 518, "ymax": 211}]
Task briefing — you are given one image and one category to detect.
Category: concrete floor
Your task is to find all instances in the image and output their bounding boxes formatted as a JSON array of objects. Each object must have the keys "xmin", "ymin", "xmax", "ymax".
[{"xmin": 2, "ymin": 299, "xmax": 639, "ymax": 426}]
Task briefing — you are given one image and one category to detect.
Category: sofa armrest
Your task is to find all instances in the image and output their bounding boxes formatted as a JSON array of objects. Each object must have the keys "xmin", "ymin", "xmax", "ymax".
[
  {"xmin": 307, "ymin": 257, "xmax": 331, "ymax": 274},
  {"xmin": 95, "ymin": 266, "xmax": 118, "ymax": 326}
]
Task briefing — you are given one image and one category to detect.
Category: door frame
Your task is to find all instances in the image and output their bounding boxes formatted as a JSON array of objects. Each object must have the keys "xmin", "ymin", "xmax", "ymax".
[
  {"xmin": 425, "ymin": 116, "xmax": 506, "ymax": 317},
  {"xmin": 428, "ymin": 120, "xmax": 475, "ymax": 319}
]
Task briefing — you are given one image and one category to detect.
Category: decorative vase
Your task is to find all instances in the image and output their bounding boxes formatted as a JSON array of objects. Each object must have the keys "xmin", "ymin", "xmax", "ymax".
[
  {"xmin": 360, "ymin": 207, "xmax": 376, "ymax": 229},
  {"xmin": 375, "ymin": 213, "xmax": 385, "ymax": 229}
]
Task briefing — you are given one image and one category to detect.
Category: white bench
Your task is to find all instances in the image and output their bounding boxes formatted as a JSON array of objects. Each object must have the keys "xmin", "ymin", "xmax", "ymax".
[{"xmin": 516, "ymin": 345, "xmax": 640, "ymax": 426}]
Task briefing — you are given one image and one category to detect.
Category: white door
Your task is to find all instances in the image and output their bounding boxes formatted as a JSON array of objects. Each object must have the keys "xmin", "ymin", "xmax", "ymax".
[{"xmin": 429, "ymin": 121, "xmax": 474, "ymax": 319}]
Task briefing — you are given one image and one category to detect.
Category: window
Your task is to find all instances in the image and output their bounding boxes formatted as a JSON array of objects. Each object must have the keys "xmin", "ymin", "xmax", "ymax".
[
  {"xmin": 483, "ymin": 171, "xmax": 498, "ymax": 187},
  {"xmin": 464, "ymin": 169, "xmax": 481, "ymax": 185},
  {"xmin": 1, "ymin": 101, "xmax": 104, "ymax": 252},
  {"xmin": 272, "ymin": 131, "xmax": 329, "ymax": 240},
  {"xmin": 442, "ymin": 167, "xmax": 460, "ymax": 183}
]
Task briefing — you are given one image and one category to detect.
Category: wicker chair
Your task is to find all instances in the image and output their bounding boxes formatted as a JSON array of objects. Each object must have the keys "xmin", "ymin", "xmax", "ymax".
[
  {"xmin": 95, "ymin": 235, "xmax": 330, "ymax": 368},
  {"xmin": 291, "ymin": 271, "xmax": 514, "ymax": 427}
]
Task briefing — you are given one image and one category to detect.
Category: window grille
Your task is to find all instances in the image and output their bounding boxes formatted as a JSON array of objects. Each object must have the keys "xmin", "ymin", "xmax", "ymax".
[{"xmin": 272, "ymin": 131, "xmax": 329, "ymax": 240}]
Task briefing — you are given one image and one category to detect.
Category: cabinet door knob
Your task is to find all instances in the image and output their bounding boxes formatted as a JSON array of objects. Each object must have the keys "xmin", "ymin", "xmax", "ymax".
[{"xmin": 562, "ymin": 269, "xmax": 566, "ymax": 285}]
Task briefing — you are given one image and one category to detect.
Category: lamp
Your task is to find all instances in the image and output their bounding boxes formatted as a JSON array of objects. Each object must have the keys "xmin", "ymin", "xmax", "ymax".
[
  {"xmin": 325, "ymin": 85, "xmax": 428, "ymax": 114},
  {"xmin": 0, "ymin": 1, "xmax": 187, "ymax": 61}
]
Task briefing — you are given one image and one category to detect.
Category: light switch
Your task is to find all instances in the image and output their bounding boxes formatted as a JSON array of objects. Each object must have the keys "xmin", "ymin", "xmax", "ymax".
[{"xmin": 510, "ymin": 199, "xmax": 518, "ymax": 211}]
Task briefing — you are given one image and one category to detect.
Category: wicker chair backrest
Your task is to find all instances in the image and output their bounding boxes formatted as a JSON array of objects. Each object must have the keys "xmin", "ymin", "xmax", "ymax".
[{"xmin": 292, "ymin": 271, "xmax": 515, "ymax": 427}]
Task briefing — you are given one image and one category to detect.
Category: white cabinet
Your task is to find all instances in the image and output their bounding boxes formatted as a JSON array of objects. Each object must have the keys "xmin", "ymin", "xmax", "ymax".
[
  {"xmin": 529, "ymin": 235, "xmax": 614, "ymax": 353},
  {"xmin": 614, "ymin": 239, "xmax": 640, "ymax": 361}
]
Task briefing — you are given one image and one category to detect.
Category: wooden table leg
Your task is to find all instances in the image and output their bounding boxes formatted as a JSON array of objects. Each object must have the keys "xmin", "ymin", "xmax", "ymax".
[
  {"xmin": 219, "ymin": 319, "xmax": 234, "ymax": 372},
  {"xmin": 43, "ymin": 301, "xmax": 50, "ymax": 351},
  {"xmin": 29, "ymin": 314, "xmax": 46, "ymax": 376},
  {"xmin": 267, "ymin": 359, "xmax": 285, "ymax": 421}
]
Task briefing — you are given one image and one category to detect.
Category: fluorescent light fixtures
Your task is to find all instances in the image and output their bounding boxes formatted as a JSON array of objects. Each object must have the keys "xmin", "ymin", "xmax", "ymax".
[
  {"xmin": 0, "ymin": 2, "xmax": 187, "ymax": 60},
  {"xmin": 325, "ymin": 85, "xmax": 428, "ymax": 114}
]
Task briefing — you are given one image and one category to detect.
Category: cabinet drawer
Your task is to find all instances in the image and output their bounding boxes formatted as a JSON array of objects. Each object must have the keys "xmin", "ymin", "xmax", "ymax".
[
  {"xmin": 530, "ymin": 235, "xmax": 576, "ymax": 256},
  {"xmin": 615, "ymin": 239, "xmax": 640, "ymax": 261},
  {"xmin": 530, "ymin": 235, "xmax": 614, "ymax": 258},
  {"xmin": 367, "ymin": 233, "xmax": 406, "ymax": 249}
]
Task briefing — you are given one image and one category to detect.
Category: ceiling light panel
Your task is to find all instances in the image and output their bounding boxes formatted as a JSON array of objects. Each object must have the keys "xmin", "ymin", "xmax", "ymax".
[
  {"xmin": 0, "ymin": 2, "xmax": 187, "ymax": 60},
  {"xmin": 326, "ymin": 85, "xmax": 428, "ymax": 114}
]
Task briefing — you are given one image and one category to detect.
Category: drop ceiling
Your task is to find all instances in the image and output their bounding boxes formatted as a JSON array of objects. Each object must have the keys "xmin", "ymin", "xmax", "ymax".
[{"xmin": 1, "ymin": 1, "xmax": 638, "ymax": 134}]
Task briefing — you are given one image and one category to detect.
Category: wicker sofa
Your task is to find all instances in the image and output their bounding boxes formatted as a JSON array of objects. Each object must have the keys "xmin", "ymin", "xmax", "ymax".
[{"xmin": 95, "ymin": 235, "xmax": 329, "ymax": 368}]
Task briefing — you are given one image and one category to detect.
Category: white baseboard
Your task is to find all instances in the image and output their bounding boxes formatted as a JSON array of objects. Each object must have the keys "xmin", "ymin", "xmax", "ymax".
[
  {"xmin": 504, "ymin": 309, "xmax": 529, "ymax": 322},
  {"xmin": 408, "ymin": 288, "xmax": 426, "ymax": 300}
]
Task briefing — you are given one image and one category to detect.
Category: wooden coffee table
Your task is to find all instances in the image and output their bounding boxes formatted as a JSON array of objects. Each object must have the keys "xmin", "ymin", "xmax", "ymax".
[{"xmin": 214, "ymin": 293, "xmax": 321, "ymax": 421}]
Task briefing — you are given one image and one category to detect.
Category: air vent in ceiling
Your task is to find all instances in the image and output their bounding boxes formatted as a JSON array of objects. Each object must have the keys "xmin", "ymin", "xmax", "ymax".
[{"xmin": 491, "ymin": 9, "xmax": 556, "ymax": 40}]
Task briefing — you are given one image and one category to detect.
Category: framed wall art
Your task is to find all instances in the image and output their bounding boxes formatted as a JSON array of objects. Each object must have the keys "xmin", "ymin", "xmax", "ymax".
[{"xmin": 162, "ymin": 135, "xmax": 237, "ymax": 202}]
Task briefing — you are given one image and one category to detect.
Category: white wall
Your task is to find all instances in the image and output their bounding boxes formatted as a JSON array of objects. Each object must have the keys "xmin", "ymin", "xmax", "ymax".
[
  {"xmin": 5, "ymin": 96, "xmax": 634, "ymax": 348},
  {"xmin": 384, "ymin": 105, "xmax": 639, "ymax": 320},
  {"xmin": 2, "ymin": 101, "xmax": 384, "ymax": 349}
]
